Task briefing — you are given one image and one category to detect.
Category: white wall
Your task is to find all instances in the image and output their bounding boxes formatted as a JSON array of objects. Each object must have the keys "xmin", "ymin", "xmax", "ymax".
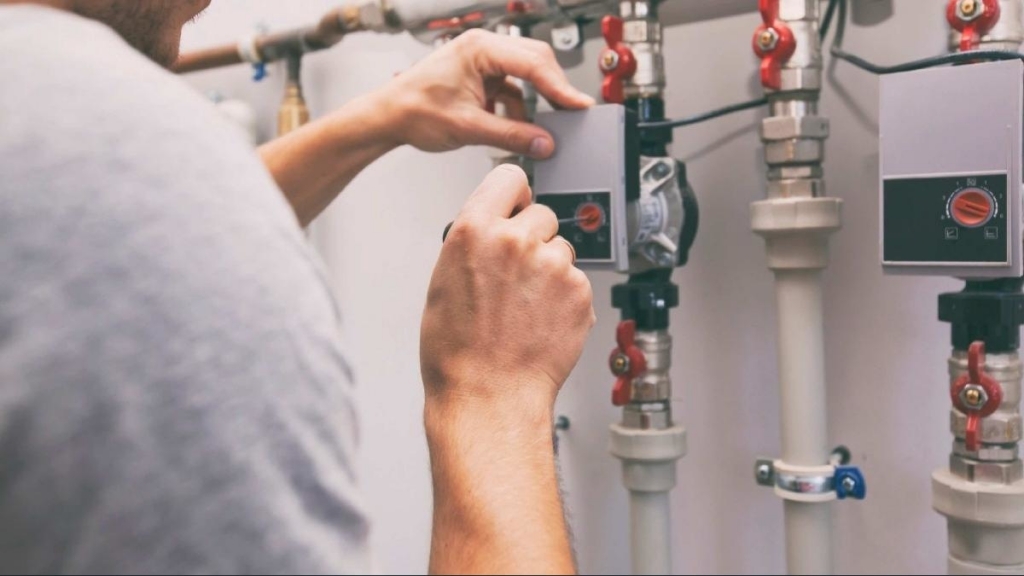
[{"xmin": 181, "ymin": 1, "xmax": 961, "ymax": 573}]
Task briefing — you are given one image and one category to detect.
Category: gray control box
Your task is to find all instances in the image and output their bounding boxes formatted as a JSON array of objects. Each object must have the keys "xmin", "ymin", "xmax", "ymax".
[
  {"xmin": 880, "ymin": 59, "xmax": 1023, "ymax": 278},
  {"xmin": 533, "ymin": 104, "xmax": 638, "ymax": 273}
]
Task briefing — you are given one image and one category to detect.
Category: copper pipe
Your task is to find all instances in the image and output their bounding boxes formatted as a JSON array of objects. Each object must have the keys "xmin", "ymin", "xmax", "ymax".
[
  {"xmin": 172, "ymin": 6, "xmax": 366, "ymax": 75},
  {"xmin": 173, "ymin": 43, "xmax": 244, "ymax": 74}
]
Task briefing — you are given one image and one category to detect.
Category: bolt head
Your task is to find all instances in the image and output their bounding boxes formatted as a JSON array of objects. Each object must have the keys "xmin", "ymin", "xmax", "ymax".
[
  {"xmin": 758, "ymin": 28, "xmax": 779, "ymax": 51},
  {"xmin": 651, "ymin": 161, "xmax": 672, "ymax": 179},
  {"xmin": 957, "ymin": 0, "xmax": 984, "ymax": 21},
  {"xmin": 960, "ymin": 384, "xmax": 990, "ymax": 409},
  {"xmin": 840, "ymin": 476, "xmax": 857, "ymax": 494},
  {"xmin": 600, "ymin": 50, "xmax": 619, "ymax": 71},
  {"xmin": 611, "ymin": 354, "xmax": 630, "ymax": 375},
  {"xmin": 756, "ymin": 464, "xmax": 771, "ymax": 481}
]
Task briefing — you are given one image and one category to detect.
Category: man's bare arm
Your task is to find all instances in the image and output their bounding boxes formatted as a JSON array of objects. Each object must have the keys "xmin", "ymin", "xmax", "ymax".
[
  {"xmin": 257, "ymin": 30, "xmax": 593, "ymax": 227},
  {"xmin": 420, "ymin": 166, "xmax": 594, "ymax": 574},
  {"xmin": 425, "ymin": 397, "xmax": 573, "ymax": 574}
]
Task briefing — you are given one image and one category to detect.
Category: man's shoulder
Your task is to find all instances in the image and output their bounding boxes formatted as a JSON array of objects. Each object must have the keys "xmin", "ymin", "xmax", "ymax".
[
  {"xmin": 0, "ymin": 4, "xmax": 227, "ymax": 144},
  {"xmin": 0, "ymin": 5, "xmax": 158, "ymax": 79}
]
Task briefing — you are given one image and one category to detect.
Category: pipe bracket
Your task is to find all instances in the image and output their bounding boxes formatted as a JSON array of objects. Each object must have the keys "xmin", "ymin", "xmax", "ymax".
[{"xmin": 754, "ymin": 457, "xmax": 867, "ymax": 502}]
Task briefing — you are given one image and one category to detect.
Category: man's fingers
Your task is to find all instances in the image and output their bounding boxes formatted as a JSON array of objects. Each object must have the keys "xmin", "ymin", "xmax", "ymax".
[
  {"xmin": 543, "ymin": 236, "xmax": 577, "ymax": 267},
  {"xmin": 492, "ymin": 80, "xmax": 527, "ymax": 122},
  {"xmin": 513, "ymin": 203, "xmax": 559, "ymax": 243},
  {"xmin": 461, "ymin": 164, "xmax": 533, "ymax": 218},
  {"xmin": 461, "ymin": 108, "xmax": 555, "ymax": 159},
  {"xmin": 468, "ymin": 32, "xmax": 594, "ymax": 110}
]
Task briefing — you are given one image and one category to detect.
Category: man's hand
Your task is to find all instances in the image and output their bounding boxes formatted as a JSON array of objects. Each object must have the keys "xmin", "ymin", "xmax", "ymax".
[
  {"xmin": 380, "ymin": 29, "xmax": 595, "ymax": 159},
  {"xmin": 420, "ymin": 165, "xmax": 593, "ymax": 575},
  {"xmin": 261, "ymin": 29, "xmax": 592, "ymax": 226},
  {"xmin": 421, "ymin": 164, "xmax": 595, "ymax": 412}
]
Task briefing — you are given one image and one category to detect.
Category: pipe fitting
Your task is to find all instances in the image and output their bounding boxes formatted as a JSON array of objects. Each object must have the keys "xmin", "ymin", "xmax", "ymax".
[
  {"xmin": 950, "ymin": 454, "xmax": 1024, "ymax": 483},
  {"xmin": 764, "ymin": 139, "xmax": 825, "ymax": 165},
  {"xmin": 760, "ymin": 115, "xmax": 830, "ymax": 142},
  {"xmin": 953, "ymin": 440, "xmax": 1019, "ymax": 463},
  {"xmin": 948, "ymin": 350, "xmax": 1022, "ymax": 459},
  {"xmin": 751, "ymin": 197, "xmax": 842, "ymax": 270},
  {"xmin": 767, "ymin": 178, "xmax": 825, "ymax": 199},
  {"xmin": 609, "ymin": 423, "xmax": 687, "ymax": 493},
  {"xmin": 934, "ymin": 468, "xmax": 1024, "ymax": 568},
  {"xmin": 768, "ymin": 165, "xmax": 824, "ymax": 180},
  {"xmin": 951, "ymin": 411, "xmax": 1024, "ymax": 445},
  {"xmin": 615, "ymin": 0, "xmax": 665, "ymax": 100},
  {"xmin": 621, "ymin": 405, "xmax": 672, "ymax": 430}
]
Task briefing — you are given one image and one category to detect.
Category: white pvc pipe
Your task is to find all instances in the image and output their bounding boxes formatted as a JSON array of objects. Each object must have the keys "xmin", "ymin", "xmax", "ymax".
[
  {"xmin": 629, "ymin": 490, "xmax": 672, "ymax": 575},
  {"xmin": 774, "ymin": 268, "xmax": 833, "ymax": 574},
  {"xmin": 784, "ymin": 501, "xmax": 832, "ymax": 574}
]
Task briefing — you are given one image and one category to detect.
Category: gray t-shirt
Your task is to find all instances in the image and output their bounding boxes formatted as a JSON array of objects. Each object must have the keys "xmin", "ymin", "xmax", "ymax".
[{"xmin": 0, "ymin": 6, "xmax": 371, "ymax": 574}]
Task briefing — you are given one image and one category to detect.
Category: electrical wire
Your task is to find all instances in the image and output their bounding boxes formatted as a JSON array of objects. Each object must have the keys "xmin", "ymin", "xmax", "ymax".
[
  {"xmin": 829, "ymin": 0, "xmax": 1024, "ymax": 74},
  {"xmin": 640, "ymin": 0, "xmax": 1024, "ymax": 132},
  {"xmin": 638, "ymin": 0, "xmax": 839, "ymax": 132},
  {"xmin": 638, "ymin": 97, "xmax": 768, "ymax": 130}
]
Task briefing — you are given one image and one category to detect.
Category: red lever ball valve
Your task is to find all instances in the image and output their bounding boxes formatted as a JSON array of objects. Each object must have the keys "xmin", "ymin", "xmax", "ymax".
[
  {"xmin": 598, "ymin": 15, "xmax": 637, "ymax": 104},
  {"xmin": 947, "ymin": 0, "xmax": 1001, "ymax": 51},
  {"xmin": 951, "ymin": 341, "xmax": 1003, "ymax": 452},
  {"xmin": 609, "ymin": 320, "xmax": 647, "ymax": 407},
  {"xmin": 752, "ymin": 0, "xmax": 796, "ymax": 91}
]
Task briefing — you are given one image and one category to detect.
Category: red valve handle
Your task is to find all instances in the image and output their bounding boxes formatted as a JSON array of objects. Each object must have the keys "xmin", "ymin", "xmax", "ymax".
[
  {"xmin": 950, "ymin": 341, "xmax": 1003, "ymax": 452},
  {"xmin": 751, "ymin": 0, "xmax": 796, "ymax": 91},
  {"xmin": 507, "ymin": 0, "xmax": 528, "ymax": 14},
  {"xmin": 947, "ymin": 0, "xmax": 1001, "ymax": 51},
  {"xmin": 599, "ymin": 16, "xmax": 637, "ymax": 104},
  {"xmin": 609, "ymin": 320, "xmax": 647, "ymax": 407},
  {"xmin": 426, "ymin": 10, "xmax": 486, "ymax": 31}
]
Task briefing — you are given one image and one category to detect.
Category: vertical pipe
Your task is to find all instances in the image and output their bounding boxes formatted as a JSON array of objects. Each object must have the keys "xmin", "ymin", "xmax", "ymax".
[
  {"xmin": 932, "ymin": 4, "xmax": 1024, "ymax": 574},
  {"xmin": 629, "ymin": 491, "xmax": 672, "ymax": 575},
  {"xmin": 775, "ymin": 269, "xmax": 833, "ymax": 575},
  {"xmin": 775, "ymin": 269, "xmax": 830, "ymax": 466},
  {"xmin": 784, "ymin": 503, "xmax": 832, "ymax": 574},
  {"xmin": 277, "ymin": 54, "xmax": 309, "ymax": 137},
  {"xmin": 607, "ymin": 3, "xmax": 687, "ymax": 575},
  {"xmin": 751, "ymin": 1, "xmax": 839, "ymax": 572}
]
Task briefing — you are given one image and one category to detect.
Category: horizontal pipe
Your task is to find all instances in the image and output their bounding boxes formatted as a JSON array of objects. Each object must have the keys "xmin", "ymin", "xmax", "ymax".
[
  {"xmin": 173, "ymin": 0, "xmax": 758, "ymax": 75},
  {"xmin": 173, "ymin": 6, "xmax": 367, "ymax": 74},
  {"xmin": 174, "ymin": 43, "xmax": 242, "ymax": 74}
]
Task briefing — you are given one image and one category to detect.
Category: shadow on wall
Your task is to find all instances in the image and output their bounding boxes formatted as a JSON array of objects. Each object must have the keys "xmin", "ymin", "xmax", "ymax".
[{"xmin": 851, "ymin": 0, "xmax": 895, "ymax": 26}]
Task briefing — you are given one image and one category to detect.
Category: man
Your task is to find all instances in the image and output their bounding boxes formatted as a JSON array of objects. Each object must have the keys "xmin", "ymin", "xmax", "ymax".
[{"xmin": 0, "ymin": 0, "xmax": 596, "ymax": 573}]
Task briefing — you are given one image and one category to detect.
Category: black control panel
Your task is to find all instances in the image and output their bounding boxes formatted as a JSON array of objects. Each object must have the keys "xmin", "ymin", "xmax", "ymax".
[
  {"xmin": 883, "ymin": 173, "xmax": 1009, "ymax": 265},
  {"xmin": 536, "ymin": 191, "xmax": 613, "ymax": 262}
]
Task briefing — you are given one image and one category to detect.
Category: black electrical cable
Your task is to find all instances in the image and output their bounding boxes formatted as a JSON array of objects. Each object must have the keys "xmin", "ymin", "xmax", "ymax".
[
  {"xmin": 638, "ymin": 0, "xmax": 839, "ymax": 132},
  {"xmin": 830, "ymin": 0, "xmax": 1024, "ymax": 74},
  {"xmin": 639, "ymin": 97, "xmax": 769, "ymax": 130},
  {"xmin": 641, "ymin": 0, "xmax": 1024, "ymax": 132},
  {"xmin": 819, "ymin": 0, "xmax": 839, "ymax": 43}
]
